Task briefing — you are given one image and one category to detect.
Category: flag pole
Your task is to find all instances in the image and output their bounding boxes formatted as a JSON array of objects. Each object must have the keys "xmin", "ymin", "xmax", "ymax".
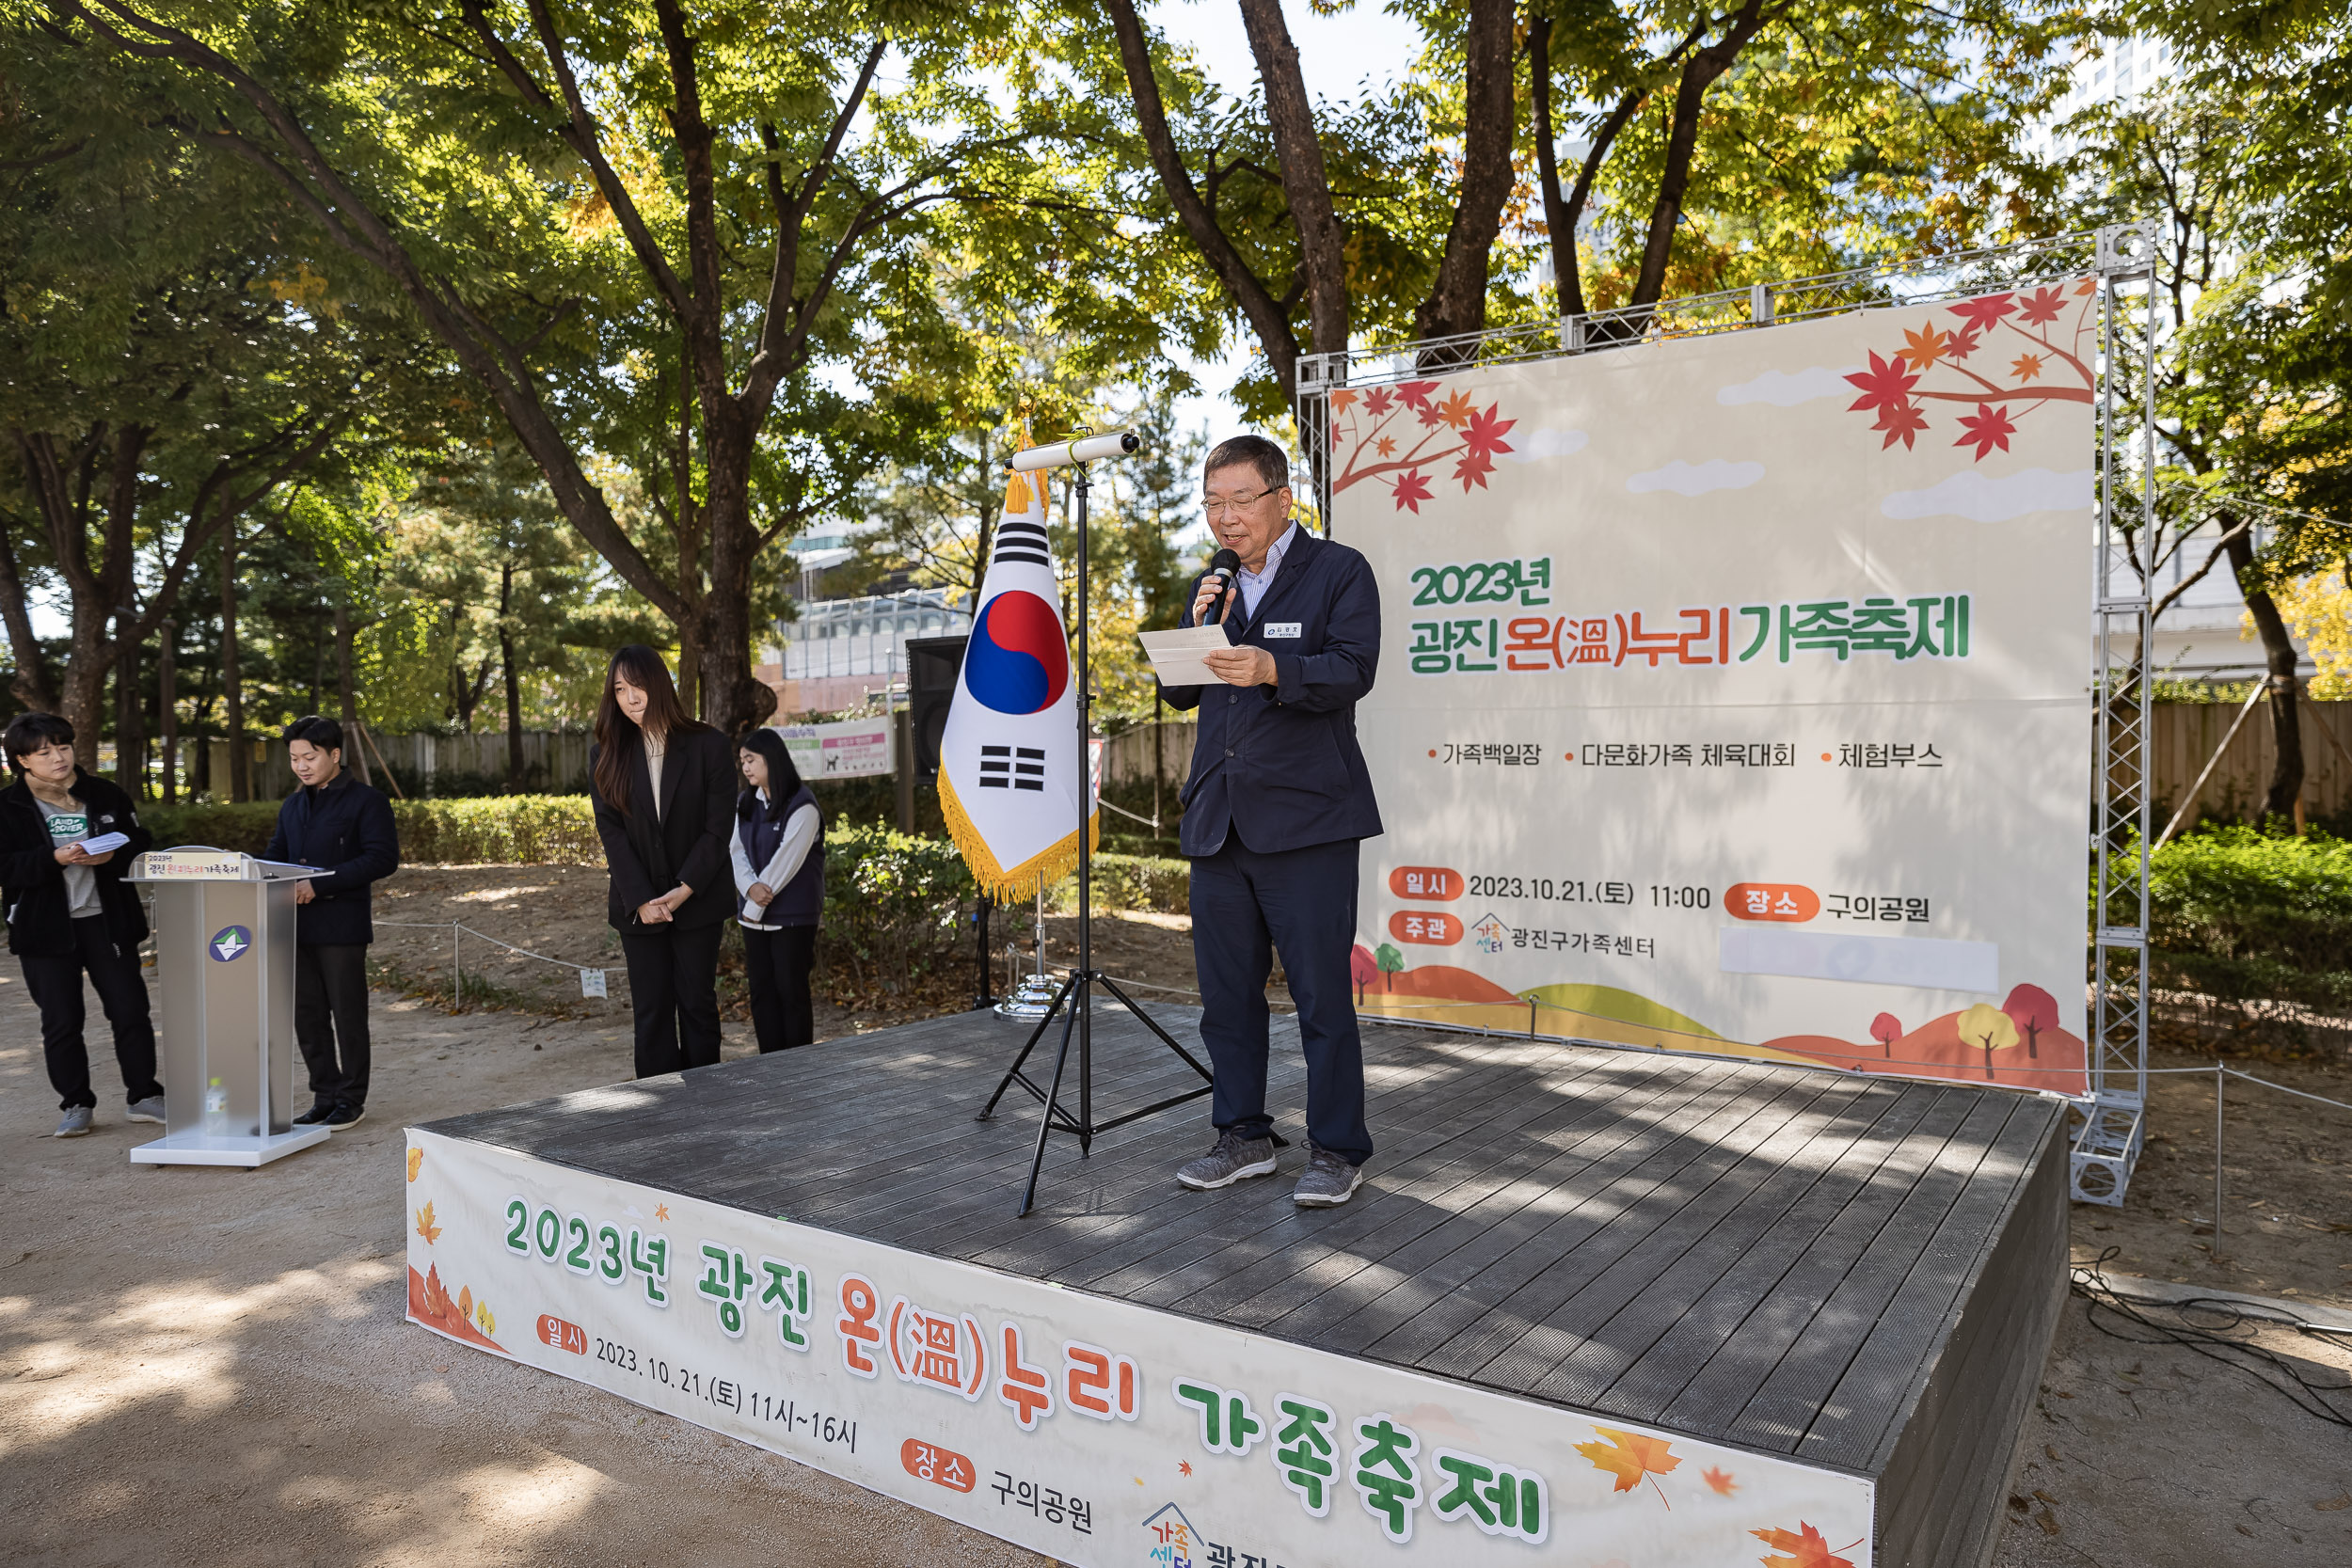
[{"xmin": 974, "ymin": 431, "xmax": 1217, "ymax": 1217}]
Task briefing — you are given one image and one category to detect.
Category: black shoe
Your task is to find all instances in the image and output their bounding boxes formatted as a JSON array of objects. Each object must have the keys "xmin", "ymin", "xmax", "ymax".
[
  {"xmin": 324, "ymin": 1103, "xmax": 366, "ymax": 1130},
  {"xmin": 292, "ymin": 1101, "xmax": 337, "ymax": 1127}
]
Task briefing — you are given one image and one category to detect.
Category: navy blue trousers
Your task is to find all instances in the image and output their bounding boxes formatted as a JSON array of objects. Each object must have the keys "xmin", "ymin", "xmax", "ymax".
[{"xmin": 1188, "ymin": 836, "xmax": 1372, "ymax": 1165}]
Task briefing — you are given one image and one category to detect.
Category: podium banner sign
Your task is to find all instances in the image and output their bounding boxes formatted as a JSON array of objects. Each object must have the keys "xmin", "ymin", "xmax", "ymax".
[{"xmin": 1338, "ymin": 284, "xmax": 2095, "ymax": 1096}]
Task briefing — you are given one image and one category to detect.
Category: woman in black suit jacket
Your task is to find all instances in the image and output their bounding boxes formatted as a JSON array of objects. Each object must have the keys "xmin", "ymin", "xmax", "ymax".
[{"xmin": 588, "ymin": 645, "xmax": 739, "ymax": 1078}]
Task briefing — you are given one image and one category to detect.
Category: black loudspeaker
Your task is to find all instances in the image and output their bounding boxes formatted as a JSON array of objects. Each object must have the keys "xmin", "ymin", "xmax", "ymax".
[{"xmin": 906, "ymin": 635, "xmax": 967, "ymax": 777}]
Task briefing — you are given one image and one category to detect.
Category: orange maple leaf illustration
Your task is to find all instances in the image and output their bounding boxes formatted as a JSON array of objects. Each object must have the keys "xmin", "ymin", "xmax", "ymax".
[
  {"xmin": 414, "ymin": 1202, "xmax": 442, "ymax": 1245},
  {"xmin": 1575, "ymin": 1427, "xmax": 1680, "ymax": 1508},
  {"xmin": 2010, "ymin": 353, "xmax": 2044, "ymax": 381},
  {"xmin": 1435, "ymin": 388, "xmax": 1477, "ymax": 428},
  {"xmin": 1897, "ymin": 324, "xmax": 1952, "ymax": 371},
  {"xmin": 1704, "ymin": 1465, "xmax": 1738, "ymax": 1496},
  {"xmin": 1753, "ymin": 1521, "xmax": 1857, "ymax": 1568},
  {"xmin": 1179, "ymin": 1461, "xmax": 1193, "ymax": 1477},
  {"xmin": 406, "ymin": 1147, "xmax": 423, "ymax": 1182},
  {"xmin": 654, "ymin": 1203, "xmax": 671, "ymax": 1221},
  {"xmin": 1331, "ymin": 388, "xmax": 1359, "ymax": 412}
]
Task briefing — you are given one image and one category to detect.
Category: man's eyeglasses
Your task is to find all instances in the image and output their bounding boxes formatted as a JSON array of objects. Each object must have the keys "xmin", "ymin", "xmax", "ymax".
[{"xmin": 1203, "ymin": 487, "xmax": 1280, "ymax": 517}]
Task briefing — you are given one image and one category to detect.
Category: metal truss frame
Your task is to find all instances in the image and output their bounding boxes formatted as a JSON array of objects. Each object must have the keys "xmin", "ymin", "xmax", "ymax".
[{"xmin": 1294, "ymin": 225, "xmax": 2160, "ymax": 1205}]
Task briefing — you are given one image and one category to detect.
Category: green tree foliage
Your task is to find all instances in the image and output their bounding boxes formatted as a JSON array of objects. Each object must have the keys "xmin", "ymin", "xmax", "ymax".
[
  {"xmin": 0, "ymin": 18, "xmax": 417, "ymax": 763},
  {"xmin": 2059, "ymin": 0, "xmax": 2352, "ymax": 816}
]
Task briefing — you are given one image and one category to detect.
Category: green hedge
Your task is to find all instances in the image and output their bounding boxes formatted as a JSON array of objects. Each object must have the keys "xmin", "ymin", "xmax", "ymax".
[
  {"xmin": 2142, "ymin": 826, "xmax": 2352, "ymax": 1012},
  {"xmin": 819, "ymin": 824, "xmax": 978, "ymax": 999},
  {"xmin": 146, "ymin": 796, "xmax": 605, "ymax": 863}
]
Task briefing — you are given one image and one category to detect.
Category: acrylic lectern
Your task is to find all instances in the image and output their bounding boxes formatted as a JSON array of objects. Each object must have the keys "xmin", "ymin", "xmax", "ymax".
[{"xmin": 125, "ymin": 847, "xmax": 328, "ymax": 1167}]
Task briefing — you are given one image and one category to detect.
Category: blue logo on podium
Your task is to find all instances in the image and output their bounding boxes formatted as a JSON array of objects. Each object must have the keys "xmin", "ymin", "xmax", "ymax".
[{"xmin": 209, "ymin": 925, "xmax": 252, "ymax": 961}]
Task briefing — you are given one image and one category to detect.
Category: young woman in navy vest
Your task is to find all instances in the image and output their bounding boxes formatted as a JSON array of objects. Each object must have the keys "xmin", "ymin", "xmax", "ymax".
[{"xmin": 729, "ymin": 728, "xmax": 822, "ymax": 1052}]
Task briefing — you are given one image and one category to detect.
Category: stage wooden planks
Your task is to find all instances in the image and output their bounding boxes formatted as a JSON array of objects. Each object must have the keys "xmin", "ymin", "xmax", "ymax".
[{"xmin": 417, "ymin": 1004, "xmax": 2068, "ymax": 1568}]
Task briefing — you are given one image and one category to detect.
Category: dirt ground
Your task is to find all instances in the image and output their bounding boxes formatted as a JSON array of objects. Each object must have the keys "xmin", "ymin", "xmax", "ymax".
[{"xmin": 3, "ymin": 879, "xmax": 2347, "ymax": 1565}]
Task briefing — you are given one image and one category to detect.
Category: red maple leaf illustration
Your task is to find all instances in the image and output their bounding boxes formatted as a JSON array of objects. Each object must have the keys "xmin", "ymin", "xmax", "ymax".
[
  {"xmin": 2015, "ymin": 285, "xmax": 2068, "ymax": 325},
  {"xmin": 1460, "ymin": 402, "xmax": 1517, "ymax": 459},
  {"xmin": 1454, "ymin": 447, "xmax": 1497, "ymax": 491},
  {"xmin": 1947, "ymin": 293, "xmax": 2015, "ymax": 331},
  {"xmin": 1753, "ymin": 1521, "xmax": 1857, "ymax": 1568},
  {"xmin": 1391, "ymin": 467, "xmax": 1434, "ymax": 514},
  {"xmin": 1394, "ymin": 380, "xmax": 1439, "ymax": 412},
  {"xmin": 1362, "ymin": 387, "xmax": 1394, "ymax": 417},
  {"xmin": 1873, "ymin": 401, "xmax": 1929, "ymax": 450},
  {"xmin": 1946, "ymin": 322, "xmax": 1982, "ymax": 360},
  {"xmin": 1703, "ymin": 1465, "xmax": 1737, "ymax": 1496},
  {"xmin": 1845, "ymin": 351, "xmax": 1919, "ymax": 417},
  {"xmin": 1954, "ymin": 402, "xmax": 2017, "ymax": 460}
]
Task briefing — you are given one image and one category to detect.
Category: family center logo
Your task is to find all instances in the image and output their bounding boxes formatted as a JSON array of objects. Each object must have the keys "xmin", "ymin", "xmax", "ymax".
[{"xmin": 209, "ymin": 925, "xmax": 252, "ymax": 961}]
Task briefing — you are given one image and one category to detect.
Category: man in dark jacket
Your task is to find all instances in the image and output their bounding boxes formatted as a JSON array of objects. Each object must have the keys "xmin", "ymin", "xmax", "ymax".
[
  {"xmin": 0, "ymin": 712, "xmax": 162, "ymax": 1137},
  {"xmin": 263, "ymin": 716, "xmax": 399, "ymax": 1129},
  {"xmin": 1159, "ymin": 435, "xmax": 1384, "ymax": 1208}
]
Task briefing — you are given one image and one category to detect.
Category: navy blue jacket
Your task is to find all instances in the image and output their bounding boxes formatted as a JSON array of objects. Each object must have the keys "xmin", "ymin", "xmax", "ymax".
[
  {"xmin": 264, "ymin": 770, "xmax": 401, "ymax": 945},
  {"xmin": 1159, "ymin": 527, "xmax": 1385, "ymax": 857},
  {"xmin": 0, "ymin": 770, "xmax": 153, "ymax": 958}
]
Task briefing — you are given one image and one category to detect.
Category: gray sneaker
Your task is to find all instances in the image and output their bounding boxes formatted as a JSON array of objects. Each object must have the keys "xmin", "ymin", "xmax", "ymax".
[
  {"xmin": 53, "ymin": 1106, "xmax": 94, "ymax": 1137},
  {"xmin": 1293, "ymin": 1144, "xmax": 1365, "ymax": 1208},
  {"xmin": 1176, "ymin": 1130, "xmax": 1279, "ymax": 1191},
  {"xmin": 126, "ymin": 1096, "xmax": 167, "ymax": 1124}
]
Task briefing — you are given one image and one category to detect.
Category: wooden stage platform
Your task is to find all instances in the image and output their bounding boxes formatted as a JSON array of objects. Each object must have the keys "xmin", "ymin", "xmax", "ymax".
[{"xmin": 406, "ymin": 1004, "xmax": 2068, "ymax": 1568}]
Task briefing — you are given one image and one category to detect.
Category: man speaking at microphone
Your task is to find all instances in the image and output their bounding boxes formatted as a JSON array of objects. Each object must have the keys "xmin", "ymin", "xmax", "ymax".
[{"xmin": 1160, "ymin": 435, "xmax": 1382, "ymax": 1207}]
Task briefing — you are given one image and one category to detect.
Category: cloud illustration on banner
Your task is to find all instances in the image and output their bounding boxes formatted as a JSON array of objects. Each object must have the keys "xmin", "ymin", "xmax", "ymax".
[
  {"xmin": 1498, "ymin": 426, "xmax": 1589, "ymax": 463},
  {"xmin": 1627, "ymin": 459, "xmax": 1765, "ymax": 498},
  {"xmin": 1881, "ymin": 467, "xmax": 2094, "ymax": 523},
  {"xmin": 1717, "ymin": 366, "xmax": 1863, "ymax": 406}
]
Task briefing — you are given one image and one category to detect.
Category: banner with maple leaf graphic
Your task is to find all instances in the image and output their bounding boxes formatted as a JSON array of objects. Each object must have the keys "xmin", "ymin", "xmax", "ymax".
[
  {"xmin": 407, "ymin": 1126, "xmax": 1877, "ymax": 1567},
  {"xmin": 1337, "ymin": 283, "xmax": 2096, "ymax": 1097}
]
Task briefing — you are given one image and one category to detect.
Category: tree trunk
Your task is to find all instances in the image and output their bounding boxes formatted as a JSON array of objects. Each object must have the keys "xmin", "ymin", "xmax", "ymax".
[
  {"xmin": 1629, "ymin": 1, "xmax": 1771, "ymax": 310},
  {"xmin": 1411, "ymin": 0, "xmax": 1517, "ymax": 352},
  {"xmin": 115, "ymin": 606, "xmax": 143, "ymax": 798},
  {"xmin": 335, "ymin": 598, "xmax": 370, "ymax": 787},
  {"xmin": 2226, "ymin": 529, "xmax": 2305, "ymax": 819},
  {"xmin": 221, "ymin": 524, "xmax": 248, "ymax": 802},
  {"xmin": 1237, "ymin": 0, "xmax": 1350, "ymax": 364},
  {"xmin": 157, "ymin": 618, "xmax": 177, "ymax": 804},
  {"xmin": 0, "ymin": 522, "xmax": 56, "ymax": 712},
  {"xmin": 500, "ymin": 561, "xmax": 523, "ymax": 789}
]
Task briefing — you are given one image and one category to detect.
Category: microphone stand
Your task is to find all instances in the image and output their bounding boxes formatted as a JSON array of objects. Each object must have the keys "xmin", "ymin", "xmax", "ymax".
[{"xmin": 977, "ymin": 456, "xmax": 1216, "ymax": 1216}]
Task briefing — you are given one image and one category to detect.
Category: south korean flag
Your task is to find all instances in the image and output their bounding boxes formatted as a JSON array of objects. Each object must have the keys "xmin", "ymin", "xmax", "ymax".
[{"xmin": 937, "ymin": 467, "xmax": 1097, "ymax": 898}]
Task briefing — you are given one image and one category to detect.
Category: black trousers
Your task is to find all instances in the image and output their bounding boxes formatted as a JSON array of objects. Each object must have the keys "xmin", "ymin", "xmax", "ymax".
[
  {"xmin": 742, "ymin": 925, "xmax": 817, "ymax": 1053},
  {"xmin": 622, "ymin": 921, "xmax": 723, "ymax": 1078},
  {"xmin": 22, "ymin": 914, "xmax": 162, "ymax": 1112},
  {"xmin": 296, "ymin": 942, "xmax": 372, "ymax": 1108},
  {"xmin": 1188, "ymin": 836, "xmax": 1373, "ymax": 1164}
]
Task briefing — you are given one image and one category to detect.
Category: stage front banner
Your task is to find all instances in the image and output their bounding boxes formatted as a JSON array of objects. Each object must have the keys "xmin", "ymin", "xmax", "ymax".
[
  {"xmin": 1335, "ymin": 283, "xmax": 2095, "ymax": 1096},
  {"xmin": 405, "ymin": 1130, "xmax": 1874, "ymax": 1568}
]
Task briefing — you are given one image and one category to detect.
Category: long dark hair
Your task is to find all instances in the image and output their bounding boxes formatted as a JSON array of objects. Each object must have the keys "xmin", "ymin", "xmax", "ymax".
[
  {"xmin": 592, "ymin": 645, "xmax": 707, "ymax": 814},
  {"xmin": 736, "ymin": 727, "xmax": 803, "ymax": 824}
]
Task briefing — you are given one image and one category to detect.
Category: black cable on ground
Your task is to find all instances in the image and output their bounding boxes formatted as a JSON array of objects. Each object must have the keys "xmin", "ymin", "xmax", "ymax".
[{"xmin": 2070, "ymin": 1248, "xmax": 2352, "ymax": 1428}]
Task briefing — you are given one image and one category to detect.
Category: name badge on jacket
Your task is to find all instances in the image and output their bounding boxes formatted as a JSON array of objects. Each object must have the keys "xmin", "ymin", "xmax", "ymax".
[{"xmin": 1264, "ymin": 621, "xmax": 1303, "ymax": 639}]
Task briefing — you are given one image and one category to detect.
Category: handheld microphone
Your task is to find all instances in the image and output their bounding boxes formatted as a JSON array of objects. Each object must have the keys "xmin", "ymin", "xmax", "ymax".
[{"xmin": 1201, "ymin": 548, "xmax": 1243, "ymax": 625}]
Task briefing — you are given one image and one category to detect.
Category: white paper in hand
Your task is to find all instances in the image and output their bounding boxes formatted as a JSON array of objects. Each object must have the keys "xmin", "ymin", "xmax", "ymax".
[
  {"xmin": 1137, "ymin": 626, "xmax": 1237, "ymax": 687},
  {"xmin": 78, "ymin": 832, "xmax": 130, "ymax": 854}
]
